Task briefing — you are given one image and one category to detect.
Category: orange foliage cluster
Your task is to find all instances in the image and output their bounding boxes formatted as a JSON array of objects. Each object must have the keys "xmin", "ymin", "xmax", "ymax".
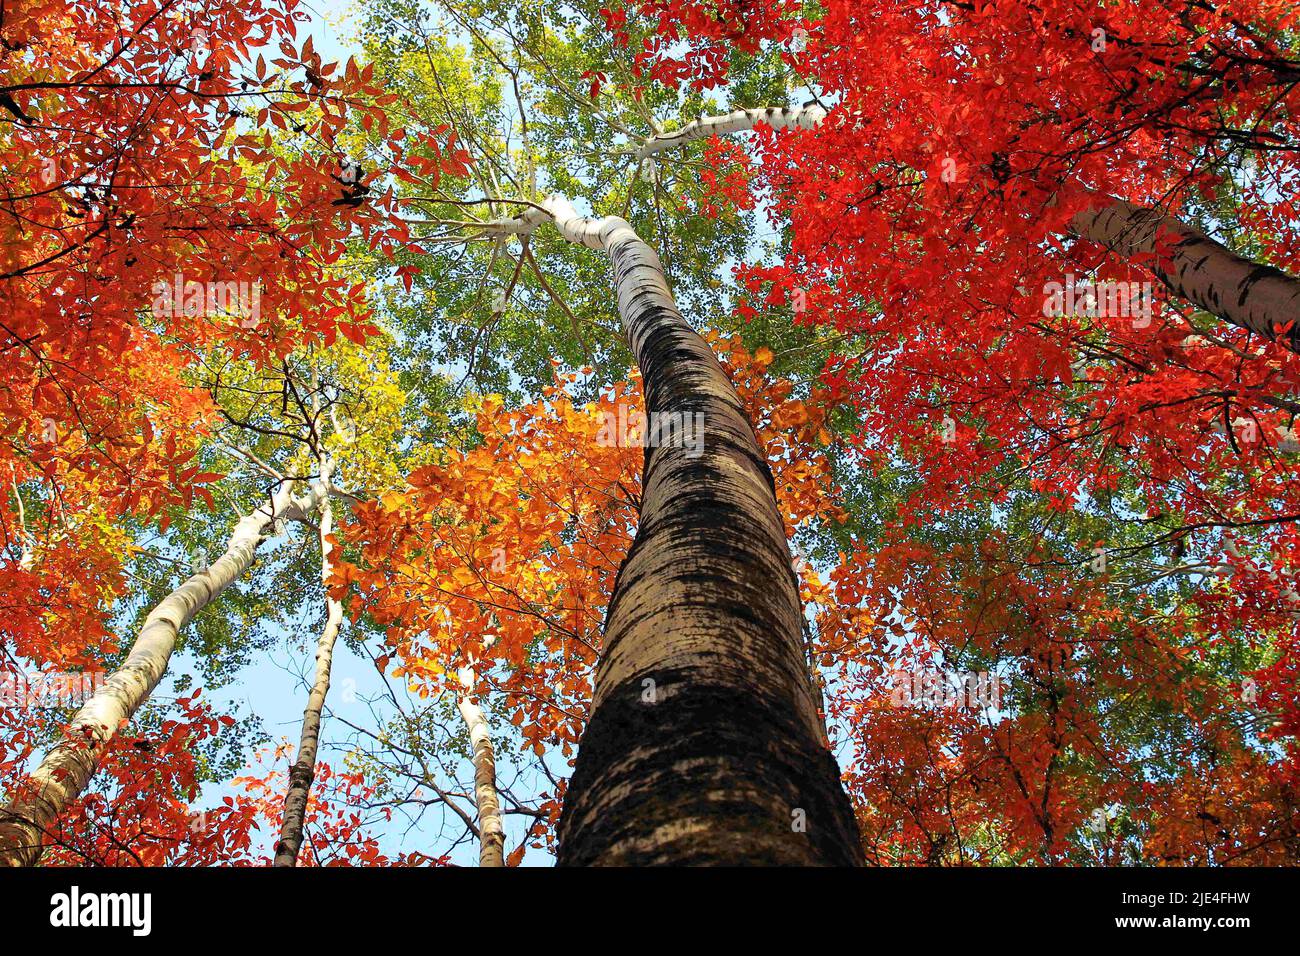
[
  {"xmin": 0, "ymin": 0, "xmax": 433, "ymax": 668},
  {"xmin": 812, "ymin": 532, "xmax": 1300, "ymax": 864}
]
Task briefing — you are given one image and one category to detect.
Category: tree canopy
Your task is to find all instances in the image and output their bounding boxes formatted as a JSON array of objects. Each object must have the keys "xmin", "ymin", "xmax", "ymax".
[{"xmin": 1, "ymin": 0, "xmax": 1298, "ymax": 868}]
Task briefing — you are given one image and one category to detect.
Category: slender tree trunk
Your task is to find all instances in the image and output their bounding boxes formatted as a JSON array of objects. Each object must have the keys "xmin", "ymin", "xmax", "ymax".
[
  {"xmin": 633, "ymin": 105, "xmax": 826, "ymax": 161},
  {"xmin": 637, "ymin": 106, "xmax": 1300, "ymax": 353},
  {"xmin": 274, "ymin": 462, "xmax": 343, "ymax": 867},
  {"xmin": 456, "ymin": 667, "xmax": 505, "ymax": 867},
  {"xmin": 494, "ymin": 196, "xmax": 861, "ymax": 865},
  {"xmin": 0, "ymin": 478, "xmax": 315, "ymax": 867},
  {"xmin": 1070, "ymin": 197, "xmax": 1300, "ymax": 351}
]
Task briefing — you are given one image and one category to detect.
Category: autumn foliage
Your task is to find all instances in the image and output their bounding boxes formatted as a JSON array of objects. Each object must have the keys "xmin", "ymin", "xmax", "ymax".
[
  {"xmin": 2, "ymin": 0, "xmax": 1298, "ymax": 867},
  {"xmin": 612, "ymin": 0, "xmax": 1300, "ymax": 861}
]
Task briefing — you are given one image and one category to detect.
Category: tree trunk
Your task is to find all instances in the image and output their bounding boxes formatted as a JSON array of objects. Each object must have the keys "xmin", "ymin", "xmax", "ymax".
[
  {"xmin": 0, "ymin": 478, "xmax": 315, "ymax": 867},
  {"xmin": 634, "ymin": 105, "xmax": 826, "ymax": 161},
  {"xmin": 1070, "ymin": 197, "xmax": 1300, "ymax": 352},
  {"xmin": 497, "ymin": 196, "xmax": 861, "ymax": 865},
  {"xmin": 274, "ymin": 463, "xmax": 343, "ymax": 867},
  {"xmin": 456, "ymin": 667, "xmax": 505, "ymax": 867}
]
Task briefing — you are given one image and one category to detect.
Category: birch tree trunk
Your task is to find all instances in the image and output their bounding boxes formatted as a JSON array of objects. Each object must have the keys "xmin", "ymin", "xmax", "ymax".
[
  {"xmin": 1070, "ymin": 198, "xmax": 1300, "ymax": 351},
  {"xmin": 637, "ymin": 106, "xmax": 1300, "ymax": 353},
  {"xmin": 633, "ymin": 105, "xmax": 826, "ymax": 161},
  {"xmin": 456, "ymin": 667, "xmax": 505, "ymax": 867},
  {"xmin": 274, "ymin": 462, "xmax": 343, "ymax": 867},
  {"xmin": 493, "ymin": 196, "xmax": 862, "ymax": 865},
  {"xmin": 0, "ymin": 478, "xmax": 315, "ymax": 867}
]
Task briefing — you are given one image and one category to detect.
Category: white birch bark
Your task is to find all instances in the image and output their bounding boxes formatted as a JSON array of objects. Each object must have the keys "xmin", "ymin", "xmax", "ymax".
[
  {"xmin": 455, "ymin": 667, "xmax": 505, "ymax": 867},
  {"xmin": 0, "ymin": 477, "xmax": 320, "ymax": 867},
  {"xmin": 633, "ymin": 105, "xmax": 826, "ymax": 160},
  {"xmin": 274, "ymin": 459, "xmax": 343, "ymax": 867},
  {"xmin": 1069, "ymin": 197, "xmax": 1300, "ymax": 351}
]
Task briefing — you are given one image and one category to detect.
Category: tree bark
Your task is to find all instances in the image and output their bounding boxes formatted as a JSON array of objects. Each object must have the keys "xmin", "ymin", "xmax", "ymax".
[
  {"xmin": 635, "ymin": 105, "xmax": 1300, "ymax": 354},
  {"xmin": 274, "ymin": 462, "xmax": 343, "ymax": 867},
  {"xmin": 633, "ymin": 105, "xmax": 826, "ymax": 161},
  {"xmin": 456, "ymin": 667, "xmax": 505, "ymax": 867},
  {"xmin": 0, "ymin": 478, "xmax": 317, "ymax": 867},
  {"xmin": 1070, "ymin": 197, "xmax": 1300, "ymax": 351},
  {"xmin": 493, "ymin": 196, "xmax": 861, "ymax": 865}
]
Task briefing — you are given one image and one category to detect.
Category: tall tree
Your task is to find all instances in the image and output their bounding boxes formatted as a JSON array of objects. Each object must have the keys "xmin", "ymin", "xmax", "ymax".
[
  {"xmin": 379, "ymin": 196, "xmax": 862, "ymax": 863},
  {"xmin": 274, "ymin": 454, "xmax": 343, "ymax": 867},
  {"xmin": 7, "ymin": 0, "xmax": 1298, "ymax": 869}
]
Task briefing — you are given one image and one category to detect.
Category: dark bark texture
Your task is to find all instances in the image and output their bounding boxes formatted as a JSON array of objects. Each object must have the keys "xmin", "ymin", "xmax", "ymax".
[{"xmin": 555, "ymin": 219, "xmax": 862, "ymax": 866}]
